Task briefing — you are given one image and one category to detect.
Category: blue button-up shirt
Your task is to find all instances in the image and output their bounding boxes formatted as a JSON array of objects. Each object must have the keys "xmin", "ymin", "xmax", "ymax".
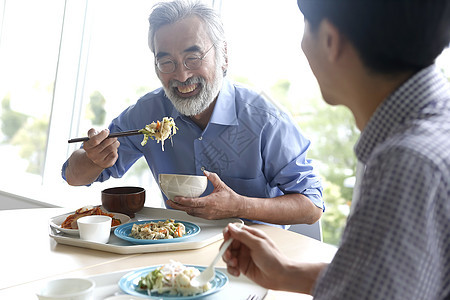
[{"xmin": 62, "ymin": 79, "xmax": 323, "ymax": 227}]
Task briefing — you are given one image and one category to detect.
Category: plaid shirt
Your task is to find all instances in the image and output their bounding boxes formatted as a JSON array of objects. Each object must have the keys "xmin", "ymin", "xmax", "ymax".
[{"xmin": 313, "ymin": 65, "xmax": 450, "ymax": 299}]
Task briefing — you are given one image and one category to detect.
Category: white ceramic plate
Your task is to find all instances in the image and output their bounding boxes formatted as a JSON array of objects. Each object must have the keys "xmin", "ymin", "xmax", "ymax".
[{"xmin": 49, "ymin": 210, "xmax": 131, "ymax": 236}]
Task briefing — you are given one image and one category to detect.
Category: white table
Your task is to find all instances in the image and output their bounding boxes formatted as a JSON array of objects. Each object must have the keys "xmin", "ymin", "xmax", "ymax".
[{"xmin": 0, "ymin": 208, "xmax": 337, "ymax": 299}]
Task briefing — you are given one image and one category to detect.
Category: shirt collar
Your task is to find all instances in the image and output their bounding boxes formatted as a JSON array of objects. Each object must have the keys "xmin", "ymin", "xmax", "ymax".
[
  {"xmin": 168, "ymin": 77, "xmax": 239, "ymax": 126},
  {"xmin": 209, "ymin": 78, "xmax": 239, "ymax": 126},
  {"xmin": 355, "ymin": 65, "xmax": 448, "ymax": 163}
]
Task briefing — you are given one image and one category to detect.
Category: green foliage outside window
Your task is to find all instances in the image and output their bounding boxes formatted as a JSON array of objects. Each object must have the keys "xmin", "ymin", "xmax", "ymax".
[
  {"xmin": 1, "ymin": 94, "xmax": 48, "ymax": 175},
  {"xmin": 11, "ymin": 117, "xmax": 49, "ymax": 175},
  {"xmin": 299, "ymin": 100, "xmax": 359, "ymax": 245},
  {"xmin": 87, "ymin": 91, "xmax": 107, "ymax": 126},
  {"xmin": 1, "ymin": 95, "xmax": 28, "ymax": 143}
]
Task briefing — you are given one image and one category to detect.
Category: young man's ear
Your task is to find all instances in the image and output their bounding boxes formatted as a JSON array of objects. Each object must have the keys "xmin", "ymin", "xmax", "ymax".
[{"xmin": 321, "ymin": 19, "xmax": 345, "ymax": 63}]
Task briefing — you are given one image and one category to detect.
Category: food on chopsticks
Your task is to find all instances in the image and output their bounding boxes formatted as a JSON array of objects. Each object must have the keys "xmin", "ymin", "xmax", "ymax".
[
  {"xmin": 60, "ymin": 205, "xmax": 121, "ymax": 229},
  {"xmin": 138, "ymin": 260, "xmax": 211, "ymax": 296},
  {"xmin": 139, "ymin": 117, "xmax": 177, "ymax": 150},
  {"xmin": 129, "ymin": 219, "xmax": 185, "ymax": 240}
]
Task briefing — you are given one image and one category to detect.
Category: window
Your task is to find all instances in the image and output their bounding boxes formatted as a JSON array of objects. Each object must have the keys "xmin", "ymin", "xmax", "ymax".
[
  {"xmin": 62, "ymin": 0, "xmax": 165, "ymax": 208},
  {"xmin": 0, "ymin": 0, "xmax": 65, "ymax": 200},
  {"xmin": 0, "ymin": 0, "xmax": 164, "ymax": 209}
]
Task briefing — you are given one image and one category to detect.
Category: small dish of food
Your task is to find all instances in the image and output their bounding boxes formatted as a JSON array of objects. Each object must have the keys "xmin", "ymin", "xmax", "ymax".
[
  {"xmin": 118, "ymin": 260, "xmax": 228, "ymax": 299},
  {"xmin": 114, "ymin": 219, "xmax": 200, "ymax": 244},
  {"xmin": 49, "ymin": 205, "xmax": 130, "ymax": 236}
]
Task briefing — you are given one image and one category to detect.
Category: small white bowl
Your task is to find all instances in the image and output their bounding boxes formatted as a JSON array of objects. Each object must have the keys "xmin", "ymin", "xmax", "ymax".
[
  {"xmin": 159, "ymin": 174, "xmax": 208, "ymax": 200},
  {"xmin": 77, "ymin": 215, "xmax": 112, "ymax": 244},
  {"xmin": 36, "ymin": 278, "xmax": 95, "ymax": 300}
]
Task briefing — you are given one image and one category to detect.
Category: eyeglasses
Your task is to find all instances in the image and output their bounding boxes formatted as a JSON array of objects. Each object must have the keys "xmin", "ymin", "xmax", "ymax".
[{"xmin": 155, "ymin": 44, "xmax": 215, "ymax": 74}]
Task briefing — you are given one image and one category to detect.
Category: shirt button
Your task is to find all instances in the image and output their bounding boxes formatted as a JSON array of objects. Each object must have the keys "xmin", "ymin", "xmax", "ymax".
[
  {"xmin": 200, "ymin": 167, "xmax": 205, "ymax": 171},
  {"xmin": 198, "ymin": 136, "xmax": 203, "ymax": 141}
]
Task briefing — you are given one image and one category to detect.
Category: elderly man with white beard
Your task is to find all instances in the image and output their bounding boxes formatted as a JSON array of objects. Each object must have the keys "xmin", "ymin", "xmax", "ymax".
[{"xmin": 62, "ymin": 0, "xmax": 324, "ymax": 228}]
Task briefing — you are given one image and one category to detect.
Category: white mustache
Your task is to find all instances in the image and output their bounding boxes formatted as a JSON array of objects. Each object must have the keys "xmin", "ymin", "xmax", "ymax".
[{"xmin": 169, "ymin": 77, "xmax": 204, "ymax": 88}]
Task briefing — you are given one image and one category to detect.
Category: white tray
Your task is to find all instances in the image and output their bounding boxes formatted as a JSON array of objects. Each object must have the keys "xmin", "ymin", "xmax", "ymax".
[
  {"xmin": 90, "ymin": 267, "xmax": 267, "ymax": 299},
  {"xmin": 49, "ymin": 207, "xmax": 242, "ymax": 254}
]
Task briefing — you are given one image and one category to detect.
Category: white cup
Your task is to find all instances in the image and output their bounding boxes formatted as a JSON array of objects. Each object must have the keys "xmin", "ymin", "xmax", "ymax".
[
  {"xmin": 77, "ymin": 215, "xmax": 112, "ymax": 243},
  {"xmin": 36, "ymin": 278, "xmax": 95, "ymax": 300}
]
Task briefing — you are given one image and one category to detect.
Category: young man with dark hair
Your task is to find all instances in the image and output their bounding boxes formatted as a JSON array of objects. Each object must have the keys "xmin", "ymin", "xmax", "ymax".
[{"xmin": 223, "ymin": 1, "xmax": 450, "ymax": 298}]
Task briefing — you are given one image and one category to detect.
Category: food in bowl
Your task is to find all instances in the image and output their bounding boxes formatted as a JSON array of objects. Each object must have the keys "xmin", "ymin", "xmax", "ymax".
[
  {"xmin": 130, "ymin": 219, "xmax": 185, "ymax": 240},
  {"xmin": 61, "ymin": 205, "xmax": 121, "ymax": 229},
  {"xmin": 138, "ymin": 260, "xmax": 211, "ymax": 296}
]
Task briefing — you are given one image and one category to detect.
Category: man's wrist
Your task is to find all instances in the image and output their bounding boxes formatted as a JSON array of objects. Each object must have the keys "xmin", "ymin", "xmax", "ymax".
[{"xmin": 237, "ymin": 195, "xmax": 252, "ymax": 219}]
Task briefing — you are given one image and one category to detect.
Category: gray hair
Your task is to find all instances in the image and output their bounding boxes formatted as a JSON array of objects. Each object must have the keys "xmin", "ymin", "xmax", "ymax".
[{"xmin": 148, "ymin": 0, "xmax": 226, "ymax": 66}]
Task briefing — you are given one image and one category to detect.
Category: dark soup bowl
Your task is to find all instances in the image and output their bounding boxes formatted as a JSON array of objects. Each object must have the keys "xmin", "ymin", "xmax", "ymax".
[{"xmin": 101, "ymin": 186, "xmax": 145, "ymax": 218}]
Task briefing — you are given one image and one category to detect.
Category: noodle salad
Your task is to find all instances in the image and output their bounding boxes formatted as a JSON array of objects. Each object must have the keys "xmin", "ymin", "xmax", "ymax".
[
  {"xmin": 129, "ymin": 219, "xmax": 185, "ymax": 240},
  {"xmin": 139, "ymin": 117, "xmax": 177, "ymax": 150},
  {"xmin": 138, "ymin": 260, "xmax": 211, "ymax": 296}
]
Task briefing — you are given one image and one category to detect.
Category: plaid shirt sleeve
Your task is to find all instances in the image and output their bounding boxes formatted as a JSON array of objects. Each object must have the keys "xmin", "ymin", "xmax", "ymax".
[{"xmin": 313, "ymin": 144, "xmax": 450, "ymax": 299}]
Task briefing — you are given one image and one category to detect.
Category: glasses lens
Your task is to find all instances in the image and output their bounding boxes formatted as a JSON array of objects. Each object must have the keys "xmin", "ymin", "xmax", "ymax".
[
  {"xmin": 157, "ymin": 59, "xmax": 175, "ymax": 73},
  {"xmin": 184, "ymin": 55, "xmax": 202, "ymax": 70}
]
